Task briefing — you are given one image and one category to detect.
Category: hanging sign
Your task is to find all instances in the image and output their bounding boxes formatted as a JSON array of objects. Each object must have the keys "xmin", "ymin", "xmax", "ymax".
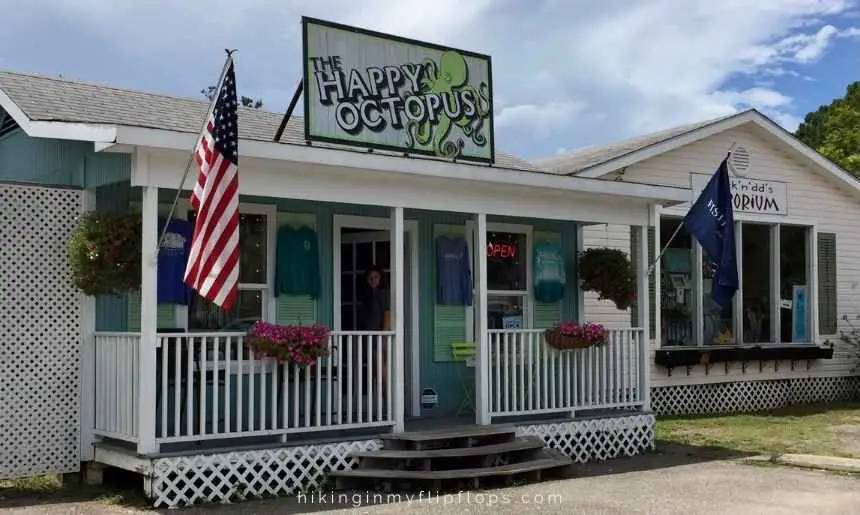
[
  {"xmin": 691, "ymin": 173, "xmax": 788, "ymax": 216},
  {"xmin": 302, "ymin": 17, "xmax": 494, "ymax": 163}
]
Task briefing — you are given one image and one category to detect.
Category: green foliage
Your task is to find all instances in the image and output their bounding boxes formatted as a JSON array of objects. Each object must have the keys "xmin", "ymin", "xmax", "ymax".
[
  {"xmin": 578, "ymin": 247, "xmax": 636, "ymax": 310},
  {"xmin": 795, "ymin": 81, "xmax": 860, "ymax": 176},
  {"xmin": 67, "ymin": 212, "xmax": 141, "ymax": 296},
  {"xmin": 201, "ymin": 85, "xmax": 263, "ymax": 109}
]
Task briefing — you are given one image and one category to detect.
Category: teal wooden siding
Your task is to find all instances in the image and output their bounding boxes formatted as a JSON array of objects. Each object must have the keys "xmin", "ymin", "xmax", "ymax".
[
  {"xmin": 413, "ymin": 212, "xmax": 579, "ymax": 416},
  {"xmin": 0, "ymin": 130, "xmax": 130, "ymax": 188}
]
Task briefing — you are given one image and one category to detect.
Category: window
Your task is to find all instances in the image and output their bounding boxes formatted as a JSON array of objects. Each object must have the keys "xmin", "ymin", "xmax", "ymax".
[
  {"xmin": 486, "ymin": 229, "xmax": 530, "ymax": 330},
  {"xmin": 660, "ymin": 216, "xmax": 818, "ymax": 346},
  {"xmin": 742, "ymin": 223, "xmax": 772, "ymax": 343},
  {"xmin": 187, "ymin": 209, "xmax": 272, "ymax": 331},
  {"xmin": 658, "ymin": 220, "xmax": 695, "ymax": 346}
]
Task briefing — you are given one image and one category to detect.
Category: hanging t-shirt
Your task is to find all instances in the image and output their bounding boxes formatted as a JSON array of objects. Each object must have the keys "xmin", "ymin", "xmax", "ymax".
[
  {"xmin": 157, "ymin": 218, "xmax": 193, "ymax": 305},
  {"xmin": 275, "ymin": 225, "xmax": 321, "ymax": 299},
  {"xmin": 533, "ymin": 241, "xmax": 566, "ymax": 303},
  {"xmin": 436, "ymin": 235, "xmax": 472, "ymax": 306}
]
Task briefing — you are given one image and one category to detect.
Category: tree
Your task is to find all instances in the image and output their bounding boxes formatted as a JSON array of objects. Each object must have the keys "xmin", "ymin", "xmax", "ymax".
[
  {"xmin": 201, "ymin": 85, "xmax": 263, "ymax": 109},
  {"xmin": 795, "ymin": 82, "xmax": 860, "ymax": 176}
]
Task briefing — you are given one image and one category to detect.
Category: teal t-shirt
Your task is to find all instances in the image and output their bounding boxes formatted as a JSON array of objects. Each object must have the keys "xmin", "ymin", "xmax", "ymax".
[
  {"xmin": 275, "ymin": 225, "xmax": 321, "ymax": 299},
  {"xmin": 533, "ymin": 242, "xmax": 566, "ymax": 303}
]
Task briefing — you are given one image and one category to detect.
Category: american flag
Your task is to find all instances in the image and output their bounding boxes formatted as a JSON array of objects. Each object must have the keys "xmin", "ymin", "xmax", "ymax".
[{"xmin": 184, "ymin": 58, "xmax": 240, "ymax": 310}]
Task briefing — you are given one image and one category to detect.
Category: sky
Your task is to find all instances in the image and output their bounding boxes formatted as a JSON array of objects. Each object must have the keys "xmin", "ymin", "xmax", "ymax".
[{"xmin": 1, "ymin": 0, "xmax": 858, "ymax": 160}]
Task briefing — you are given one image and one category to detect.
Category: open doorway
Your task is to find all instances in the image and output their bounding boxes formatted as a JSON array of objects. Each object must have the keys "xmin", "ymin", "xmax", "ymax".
[{"xmin": 333, "ymin": 215, "xmax": 419, "ymax": 417}]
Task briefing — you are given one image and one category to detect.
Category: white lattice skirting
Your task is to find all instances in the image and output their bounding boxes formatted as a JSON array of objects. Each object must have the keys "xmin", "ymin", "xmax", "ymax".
[
  {"xmin": 517, "ymin": 414, "xmax": 655, "ymax": 463},
  {"xmin": 651, "ymin": 376, "xmax": 860, "ymax": 416},
  {"xmin": 151, "ymin": 439, "xmax": 384, "ymax": 508},
  {"xmin": 148, "ymin": 414, "xmax": 654, "ymax": 508}
]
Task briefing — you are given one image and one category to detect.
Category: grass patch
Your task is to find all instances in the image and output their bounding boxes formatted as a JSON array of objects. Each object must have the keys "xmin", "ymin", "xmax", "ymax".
[
  {"xmin": 656, "ymin": 402, "xmax": 860, "ymax": 459},
  {"xmin": 0, "ymin": 471, "xmax": 150, "ymax": 510}
]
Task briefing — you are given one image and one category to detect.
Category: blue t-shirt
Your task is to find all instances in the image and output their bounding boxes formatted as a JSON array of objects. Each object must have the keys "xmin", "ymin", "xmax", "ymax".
[
  {"xmin": 157, "ymin": 218, "xmax": 193, "ymax": 305},
  {"xmin": 275, "ymin": 225, "xmax": 321, "ymax": 299},
  {"xmin": 533, "ymin": 242, "xmax": 565, "ymax": 303},
  {"xmin": 436, "ymin": 235, "xmax": 472, "ymax": 306}
]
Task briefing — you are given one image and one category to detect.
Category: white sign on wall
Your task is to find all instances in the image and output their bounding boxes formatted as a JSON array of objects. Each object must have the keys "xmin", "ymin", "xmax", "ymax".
[{"xmin": 691, "ymin": 173, "xmax": 789, "ymax": 216}]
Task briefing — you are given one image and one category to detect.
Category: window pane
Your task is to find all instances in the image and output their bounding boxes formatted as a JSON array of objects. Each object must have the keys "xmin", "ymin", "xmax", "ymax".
[
  {"xmin": 742, "ymin": 223, "xmax": 772, "ymax": 343},
  {"xmin": 239, "ymin": 214, "xmax": 267, "ymax": 284},
  {"xmin": 340, "ymin": 242, "xmax": 353, "ymax": 270},
  {"xmin": 781, "ymin": 225, "xmax": 809, "ymax": 342},
  {"xmin": 659, "ymin": 219, "xmax": 695, "ymax": 346},
  {"xmin": 376, "ymin": 240, "xmax": 391, "ymax": 269},
  {"xmin": 486, "ymin": 232, "xmax": 527, "ymax": 291},
  {"xmin": 702, "ymin": 247, "xmax": 736, "ymax": 346},
  {"xmin": 487, "ymin": 295, "xmax": 525, "ymax": 330},
  {"xmin": 356, "ymin": 242, "xmax": 373, "ymax": 271},
  {"xmin": 189, "ymin": 289, "xmax": 263, "ymax": 331}
]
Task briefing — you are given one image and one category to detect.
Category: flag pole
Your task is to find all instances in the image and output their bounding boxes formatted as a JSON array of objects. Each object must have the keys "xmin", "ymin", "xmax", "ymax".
[
  {"xmin": 646, "ymin": 220, "xmax": 683, "ymax": 276},
  {"xmin": 155, "ymin": 49, "xmax": 237, "ymax": 256},
  {"xmin": 646, "ymin": 150, "xmax": 734, "ymax": 276}
]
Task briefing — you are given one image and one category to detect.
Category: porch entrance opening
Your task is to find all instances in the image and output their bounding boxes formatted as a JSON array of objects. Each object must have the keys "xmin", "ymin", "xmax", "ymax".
[{"xmin": 334, "ymin": 216, "xmax": 418, "ymax": 421}]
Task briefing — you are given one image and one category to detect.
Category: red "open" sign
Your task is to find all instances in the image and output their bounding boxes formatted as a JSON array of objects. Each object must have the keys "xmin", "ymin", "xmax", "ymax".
[{"xmin": 487, "ymin": 242, "xmax": 517, "ymax": 259}]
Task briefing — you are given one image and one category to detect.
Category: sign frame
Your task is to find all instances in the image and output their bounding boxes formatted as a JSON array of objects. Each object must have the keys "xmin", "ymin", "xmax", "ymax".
[
  {"xmin": 690, "ymin": 172, "xmax": 790, "ymax": 216},
  {"xmin": 301, "ymin": 16, "xmax": 495, "ymax": 164}
]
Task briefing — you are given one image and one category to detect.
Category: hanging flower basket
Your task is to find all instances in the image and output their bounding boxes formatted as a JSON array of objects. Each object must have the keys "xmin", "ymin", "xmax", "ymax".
[
  {"xmin": 545, "ymin": 321, "xmax": 609, "ymax": 350},
  {"xmin": 578, "ymin": 247, "xmax": 636, "ymax": 310},
  {"xmin": 246, "ymin": 321, "xmax": 331, "ymax": 366},
  {"xmin": 67, "ymin": 211, "xmax": 142, "ymax": 296}
]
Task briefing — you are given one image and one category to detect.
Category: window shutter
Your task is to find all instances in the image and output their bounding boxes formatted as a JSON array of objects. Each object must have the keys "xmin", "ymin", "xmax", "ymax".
[
  {"xmin": 629, "ymin": 226, "xmax": 656, "ymax": 339},
  {"xmin": 817, "ymin": 232, "xmax": 837, "ymax": 335},
  {"xmin": 648, "ymin": 226, "xmax": 655, "ymax": 340},
  {"xmin": 630, "ymin": 228, "xmax": 640, "ymax": 328}
]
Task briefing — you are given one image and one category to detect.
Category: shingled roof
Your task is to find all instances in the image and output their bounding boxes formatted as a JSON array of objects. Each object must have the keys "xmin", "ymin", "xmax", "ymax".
[
  {"xmin": 534, "ymin": 111, "xmax": 745, "ymax": 175},
  {"xmin": 0, "ymin": 70, "xmax": 540, "ymax": 172}
]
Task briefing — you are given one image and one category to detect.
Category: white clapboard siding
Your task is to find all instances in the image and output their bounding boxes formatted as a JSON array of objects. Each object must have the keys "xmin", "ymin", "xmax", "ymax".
[
  {"xmin": 582, "ymin": 223, "xmax": 634, "ymax": 329},
  {"xmin": 584, "ymin": 123, "xmax": 859, "ymax": 386}
]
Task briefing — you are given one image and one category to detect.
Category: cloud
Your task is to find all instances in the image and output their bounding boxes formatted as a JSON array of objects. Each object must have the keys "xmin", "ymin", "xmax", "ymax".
[
  {"xmin": 0, "ymin": 0, "xmax": 857, "ymax": 160},
  {"xmin": 495, "ymin": 100, "xmax": 587, "ymax": 135}
]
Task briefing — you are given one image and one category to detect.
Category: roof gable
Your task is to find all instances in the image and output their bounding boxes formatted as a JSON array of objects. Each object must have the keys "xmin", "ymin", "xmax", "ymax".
[{"xmin": 534, "ymin": 109, "xmax": 860, "ymax": 200}]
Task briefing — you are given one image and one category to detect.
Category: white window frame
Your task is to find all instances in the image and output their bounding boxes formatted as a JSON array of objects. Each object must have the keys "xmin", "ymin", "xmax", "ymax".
[
  {"xmin": 466, "ymin": 222, "xmax": 533, "ymax": 339},
  {"xmin": 658, "ymin": 211, "xmax": 819, "ymax": 347},
  {"xmin": 184, "ymin": 202, "xmax": 277, "ymax": 329}
]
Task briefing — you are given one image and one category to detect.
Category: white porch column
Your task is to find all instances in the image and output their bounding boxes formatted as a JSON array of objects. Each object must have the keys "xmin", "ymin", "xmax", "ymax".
[
  {"xmin": 79, "ymin": 189, "xmax": 96, "ymax": 461},
  {"xmin": 390, "ymin": 206, "xmax": 405, "ymax": 432},
  {"xmin": 474, "ymin": 213, "xmax": 490, "ymax": 425},
  {"xmin": 637, "ymin": 212, "xmax": 653, "ymax": 412},
  {"xmin": 138, "ymin": 185, "xmax": 159, "ymax": 454}
]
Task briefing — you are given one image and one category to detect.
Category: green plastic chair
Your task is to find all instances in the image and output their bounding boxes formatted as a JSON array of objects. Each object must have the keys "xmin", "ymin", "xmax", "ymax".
[{"xmin": 451, "ymin": 341, "xmax": 476, "ymax": 415}]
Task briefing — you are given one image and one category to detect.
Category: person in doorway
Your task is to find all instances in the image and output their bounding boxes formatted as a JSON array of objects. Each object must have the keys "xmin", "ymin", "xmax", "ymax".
[
  {"xmin": 360, "ymin": 265, "xmax": 390, "ymax": 331},
  {"xmin": 358, "ymin": 265, "xmax": 390, "ymax": 416}
]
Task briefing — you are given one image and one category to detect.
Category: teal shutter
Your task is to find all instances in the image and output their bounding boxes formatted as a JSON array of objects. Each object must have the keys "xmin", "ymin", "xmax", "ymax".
[
  {"xmin": 817, "ymin": 232, "xmax": 837, "ymax": 335},
  {"xmin": 433, "ymin": 224, "xmax": 467, "ymax": 362},
  {"xmin": 276, "ymin": 212, "xmax": 318, "ymax": 325},
  {"xmin": 533, "ymin": 230, "xmax": 563, "ymax": 328}
]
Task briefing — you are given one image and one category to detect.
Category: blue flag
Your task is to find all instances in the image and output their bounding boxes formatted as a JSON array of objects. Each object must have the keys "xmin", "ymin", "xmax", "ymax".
[{"xmin": 684, "ymin": 157, "xmax": 738, "ymax": 308}]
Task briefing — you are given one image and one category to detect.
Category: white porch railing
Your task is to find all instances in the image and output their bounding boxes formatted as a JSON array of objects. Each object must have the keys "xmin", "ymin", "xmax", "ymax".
[
  {"xmin": 93, "ymin": 332, "xmax": 140, "ymax": 443},
  {"xmin": 92, "ymin": 330, "xmax": 394, "ymax": 450},
  {"xmin": 486, "ymin": 327, "xmax": 647, "ymax": 419}
]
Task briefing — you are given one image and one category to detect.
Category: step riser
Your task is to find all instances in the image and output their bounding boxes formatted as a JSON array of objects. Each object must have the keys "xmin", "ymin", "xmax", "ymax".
[
  {"xmin": 334, "ymin": 466, "xmax": 568, "ymax": 494},
  {"xmin": 382, "ymin": 433, "xmax": 516, "ymax": 451},
  {"xmin": 358, "ymin": 447, "xmax": 545, "ymax": 471}
]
